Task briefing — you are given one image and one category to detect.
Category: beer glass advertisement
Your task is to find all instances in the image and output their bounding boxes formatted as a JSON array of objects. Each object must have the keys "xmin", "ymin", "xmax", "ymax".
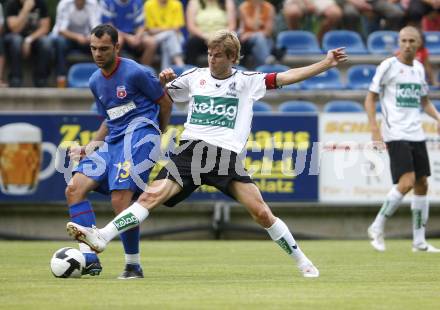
[{"xmin": 0, "ymin": 113, "xmax": 318, "ymax": 203}]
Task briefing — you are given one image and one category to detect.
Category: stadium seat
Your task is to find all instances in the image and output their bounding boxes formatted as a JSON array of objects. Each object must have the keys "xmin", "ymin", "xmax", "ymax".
[
  {"xmin": 346, "ymin": 64, "xmax": 376, "ymax": 90},
  {"xmin": 324, "ymin": 100, "xmax": 364, "ymax": 113},
  {"xmin": 424, "ymin": 31, "xmax": 440, "ymax": 55},
  {"xmin": 278, "ymin": 100, "xmax": 318, "ymax": 112},
  {"xmin": 376, "ymin": 102, "xmax": 381, "ymax": 113},
  {"xmin": 301, "ymin": 68, "xmax": 344, "ymax": 90},
  {"xmin": 170, "ymin": 64, "xmax": 196, "ymax": 76},
  {"xmin": 67, "ymin": 63, "xmax": 98, "ymax": 88},
  {"xmin": 276, "ymin": 30, "xmax": 322, "ymax": 55},
  {"xmin": 253, "ymin": 101, "xmax": 272, "ymax": 112},
  {"xmin": 431, "ymin": 99, "xmax": 440, "ymax": 111},
  {"xmin": 256, "ymin": 64, "xmax": 290, "ymax": 73},
  {"xmin": 322, "ymin": 30, "xmax": 368, "ymax": 54},
  {"xmin": 233, "ymin": 65, "xmax": 248, "ymax": 71},
  {"xmin": 367, "ymin": 31, "xmax": 398, "ymax": 55}
]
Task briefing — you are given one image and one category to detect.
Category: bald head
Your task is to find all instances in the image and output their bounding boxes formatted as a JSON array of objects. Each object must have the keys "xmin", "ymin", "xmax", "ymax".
[{"xmin": 398, "ymin": 26, "xmax": 421, "ymax": 64}]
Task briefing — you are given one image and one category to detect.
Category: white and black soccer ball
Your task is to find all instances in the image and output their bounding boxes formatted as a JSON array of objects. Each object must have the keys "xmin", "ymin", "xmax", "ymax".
[{"xmin": 50, "ymin": 247, "xmax": 85, "ymax": 278}]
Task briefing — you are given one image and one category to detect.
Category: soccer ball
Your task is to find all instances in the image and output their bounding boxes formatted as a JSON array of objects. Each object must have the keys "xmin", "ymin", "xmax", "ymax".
[{"xmin": 50, "ymin": 247, "xmax": 85, "ymax": 278}]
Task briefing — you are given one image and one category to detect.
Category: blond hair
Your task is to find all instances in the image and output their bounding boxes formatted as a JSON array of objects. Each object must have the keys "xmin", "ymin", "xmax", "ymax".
[{"xmin": 207, "ymin": 30, "xmax": 241, "ymax": 64}]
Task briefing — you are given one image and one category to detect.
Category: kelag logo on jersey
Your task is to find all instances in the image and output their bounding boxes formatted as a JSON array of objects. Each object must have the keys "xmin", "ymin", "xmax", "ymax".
[
  {"xmin": 116, "ymin": 86, "xmax": 127, "ymax": 99},
  {"xmin": 190, "ymin": 95, "xmax": 238, "ymax": 129},
  {"xmin": 396, "ymin": 83, "xmax": 421, "ymax": 108}
]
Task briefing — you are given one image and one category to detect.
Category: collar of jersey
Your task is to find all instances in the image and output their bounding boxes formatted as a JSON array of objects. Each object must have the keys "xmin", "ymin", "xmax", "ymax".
[
  {"xmin": 210, "ymin": 68, "xmax": 237, "ymax": 81},
  {"xmin": 102, "ymin": 57, "xmax": 121, "ymax": 79}
]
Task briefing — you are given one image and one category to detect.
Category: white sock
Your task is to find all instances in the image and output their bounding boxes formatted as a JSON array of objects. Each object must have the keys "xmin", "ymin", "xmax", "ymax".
[
  {"xmin": 411, "ymin": 195, "xmax": 428, "ymax": 246},
  {"xmin": 266, "ymin": 218, "xmax": 306, "ymax": 263},
  {"xmin": 100, "ymin": 202, "xmax": 149, "ymax": 241},
  {"xmin": 125, "ymin": 253, "xmax": 140, "ymax": 265},
  {"xmin": 79, "ymin": 243, "xmax": 94, "ymax": 254},
  {"xmin": 372, "ymin": 186, "xmax": 403, "ymax": 230}
]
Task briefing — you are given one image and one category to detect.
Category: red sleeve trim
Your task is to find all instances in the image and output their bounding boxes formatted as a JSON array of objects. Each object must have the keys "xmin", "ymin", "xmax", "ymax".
[{"xmin": 265, "ymin": 73, "xmax": 277, "ymax": 89}]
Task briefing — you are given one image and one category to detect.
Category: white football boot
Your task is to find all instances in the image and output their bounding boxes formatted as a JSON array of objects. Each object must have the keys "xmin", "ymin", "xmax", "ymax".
[
  {"xmin": 368, "ymin": 225, "xmax": 386, "ymax": 252},
  {"xmin": 66, "ymin": 222, "xmax": 107, "ymax": 253},
  {"xmin": 297, "ymin": 258, "xmax": 319, "ymax": 278},
  {"xmin": 412, "ymin": 242, "xmax": 440, "ymax": 253}
]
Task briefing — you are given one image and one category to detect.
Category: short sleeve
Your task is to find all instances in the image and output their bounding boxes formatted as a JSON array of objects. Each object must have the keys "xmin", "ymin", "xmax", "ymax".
[
  {"xmin": 166, "ymin": 68, "xmax": 196, "ymax": 102},
  {"xmin": 242, "ymin": 71, "xmax": 267, "ymax": 101},
  {"xmin": 369, "ymin": 60, "xmax": 390, "ymax": 94}
]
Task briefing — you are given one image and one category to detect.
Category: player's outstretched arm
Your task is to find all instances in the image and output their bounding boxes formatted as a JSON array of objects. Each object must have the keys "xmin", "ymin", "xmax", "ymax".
[{"xmin": 276, "ymin": 47, "xmax": 347, "ymax": 87}]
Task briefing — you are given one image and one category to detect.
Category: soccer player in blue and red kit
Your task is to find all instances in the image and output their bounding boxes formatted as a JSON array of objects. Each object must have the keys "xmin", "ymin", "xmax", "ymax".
[{"xmin": 66, "ymin": 24, "xmax": 172, "ymax": 279}]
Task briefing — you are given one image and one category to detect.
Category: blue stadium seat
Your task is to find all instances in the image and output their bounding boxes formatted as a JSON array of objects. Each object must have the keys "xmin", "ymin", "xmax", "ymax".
[
  {"xmin": 324, "ymin": 100, "xmax": 364, "ymax": 113},
  {"xmin": 256, "ymin": 64, "xmax": 290, "ymax": 73},
  {"xmin": 322, "ymin": 30, "xmax": 368, "ymax": 54},
  {"xmin": 253, "ymin": 101, "xmax": 272, "ymax": 112},
  {"xmin": 301, "ymin": 68, "xmax": 343, "ymax": 90},
  {"xmin": 276, "ymin": 31, "xmax": 322, "ymax": 55},
  {"xmin": 432, "ymin": 99, "xmax": 440, "ymax": 111},
  {"xmin": 424, "ymin": 31, "xmax": 440, "ymax": 54},
  {"xmin": 376, "ymin": 102, "xmax": 381, "ymax": 113},
  {"xmin": 171, "ymin": 64, "xmax": 196, "ymax": 76},
  {"xmin": 67, "ymin": 63, "xmax": 98, "ymax": 88},
  {"xmin": 346, "ymin": 64, "xmax": 376, "ymax": 90},
  {"xmin": 233, "ymin": 65, "xmax": 248, "ymax": 71},
  {"xmin": 367, "ymin": 31, "xmax": 398, "ymax": 55},
  {"xmin": 278, "ymin": 100, "xmax": 318, "ymax": 113}
]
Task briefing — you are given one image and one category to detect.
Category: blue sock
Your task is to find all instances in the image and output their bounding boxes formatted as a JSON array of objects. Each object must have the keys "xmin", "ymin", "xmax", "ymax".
[
  {"xmin": 68, "ymin": 200, "xmax": 96, "ymax": 227},
  {"xmin": 120, "ymin": 227, "xmax": 140, "ymax": 259},
  {"xmin": 69, "ymin": 200, "xmax": 99, "ymax": 263}
]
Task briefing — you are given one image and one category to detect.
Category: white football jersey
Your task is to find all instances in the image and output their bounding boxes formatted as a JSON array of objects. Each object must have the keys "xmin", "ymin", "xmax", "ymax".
[
  {"xmin": 166, "ymin": 68, "xmax": 273, "ymax": 153},
  {"xmin": 369, "ymin": 57, "xmax": 428, "ymax": 142}
]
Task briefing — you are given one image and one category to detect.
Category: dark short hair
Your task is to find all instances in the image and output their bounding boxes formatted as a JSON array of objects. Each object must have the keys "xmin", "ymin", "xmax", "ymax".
[{"xmin": 91, "ymin": 24, "xmax": 118, "ymax": 45}]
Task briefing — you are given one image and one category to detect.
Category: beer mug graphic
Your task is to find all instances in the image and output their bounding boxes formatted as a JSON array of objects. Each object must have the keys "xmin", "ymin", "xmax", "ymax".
[{"xmin": 0, "ymin": 123, "xmax": 57, "ymax": 195}]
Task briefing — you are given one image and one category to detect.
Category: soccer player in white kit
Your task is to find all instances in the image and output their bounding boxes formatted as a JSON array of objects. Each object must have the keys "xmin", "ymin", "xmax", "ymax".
[
  {"xmin": 366, "ymin": 26, "xmax": 440, "ymax": 253},
  {"xmin": 66, "ymin": 30, "xmax": 347, "ymax": 278}
]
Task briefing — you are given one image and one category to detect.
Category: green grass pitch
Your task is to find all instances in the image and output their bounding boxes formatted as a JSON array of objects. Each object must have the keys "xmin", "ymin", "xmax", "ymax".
[{"xmin": 0, "ymin": 240, "xmax": 439, "ymax": 310}]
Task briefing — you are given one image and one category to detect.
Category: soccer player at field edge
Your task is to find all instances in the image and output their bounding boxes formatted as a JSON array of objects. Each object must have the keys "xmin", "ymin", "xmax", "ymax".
[
  {"xmin": 366, "ymin": 26, "xmax": 440, "ymax": 253},
  {"xmin": 67, "ymin": 29, "xmax": 347, "ymax": 278},
  {"xmin": 66, "ymin": 23, "xmax": 173, "ymax": 279}
]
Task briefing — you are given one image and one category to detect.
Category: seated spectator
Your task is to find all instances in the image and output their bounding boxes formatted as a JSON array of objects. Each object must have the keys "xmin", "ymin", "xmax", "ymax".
[
  {"xmin": 407, "ymin": 0, "xmax": 440, "ymax": 27},
  {"xmin": 4, "ymin": 0, "xmax": 52, "ymax": 87},
  {"xmin": 282, "ymin": 0, "xmax": 342, "ymax": 42},
  {"xmin": 239, "ymin": 0, "xmax": 275, "ymax": 68},
  {"xmin": 101, "ymin": 0, "xmax": 156, "ymax": 65},
  {"xmin": 185, "ymin": 0, "xmax": 236, "ymax": 66},
  {"xmin": 0, "ymin": 3, "xmax": 7, "ymax": 87},
  {"xmin": 52, "ymin": 0, "xmax": 101, "ymax": 88},
  {"xmin": 143, "ymin": 0, "xmax": 185, "ymax": 70},
  {"xmin": 340, "ymin": 0, "xmax": 405, "ymax": 35}
]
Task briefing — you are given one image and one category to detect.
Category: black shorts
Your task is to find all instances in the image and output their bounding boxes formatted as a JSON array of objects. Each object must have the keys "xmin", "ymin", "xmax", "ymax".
[
  {"xmin": 155, "ymin": 140, "xmax": 254, "ymax": 207},
  {"xmin": 386, "ymin": 140, "xmax": 431, "ymax": 184}
]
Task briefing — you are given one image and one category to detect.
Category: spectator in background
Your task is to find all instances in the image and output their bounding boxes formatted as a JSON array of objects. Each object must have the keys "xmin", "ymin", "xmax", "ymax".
[
  {"xmin": 4, "ymin": 0, "xmax": 52, "ymax": 87},
  {"xmin": 239, "ymin": 0, "xmax": 275, "ymax": 68},
  {"xmin": 101, "ymin": 0, "xmax": 156, "ymax": 65},
  {"xmin": 422, "ymin": 10, "xmax": 440, "ymax": 31},
  {"xmin": 340, "ymin": 0, "xmax": 405, "ymax": 35},
  {"xmin": 0, "ymin": 2, "xmax": 7, "ymax": 87},
  {"xmin": 185, "ymin": 0, "xmax": 236, "ymax": 66},
  {"xmin": 407, "ymin": 0, "xmax": 440, "ymax": 27},
  {"xmin": 283, "ymin": 0, "xmax": 342, "ymax": 42},
  {"xmin": 52, "ymin": 0, "xmax": 101, "ymax": 88},
  {"xmin": 143, "ymin": 0, "xmax": 185, "ymax": 70}
]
